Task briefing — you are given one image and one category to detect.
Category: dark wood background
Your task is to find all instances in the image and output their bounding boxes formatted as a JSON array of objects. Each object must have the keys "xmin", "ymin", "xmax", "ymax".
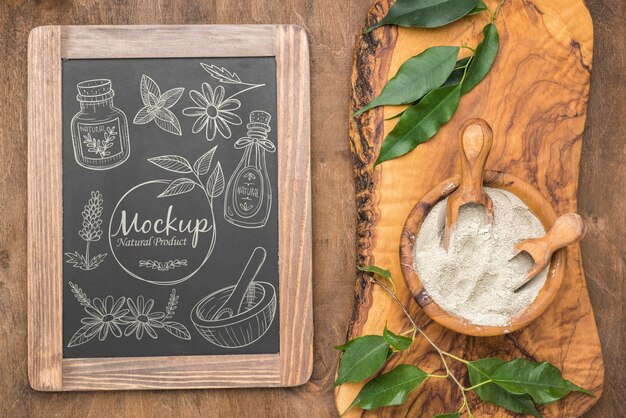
[{"xmin": 0, "ymin": 0, "xmax": 622, "ymax": 416}]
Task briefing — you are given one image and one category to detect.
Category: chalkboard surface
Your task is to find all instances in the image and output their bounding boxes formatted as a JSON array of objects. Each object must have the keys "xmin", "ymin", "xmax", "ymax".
[{"xmin": 62, "ymin": 57, "xmax": 279, "ymax": 358}]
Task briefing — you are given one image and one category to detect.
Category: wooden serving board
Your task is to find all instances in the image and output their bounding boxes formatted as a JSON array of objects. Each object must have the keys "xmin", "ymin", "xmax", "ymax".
[{"xmin": 337, "ymin": 0, "xmax": 603, "ymax": 416}]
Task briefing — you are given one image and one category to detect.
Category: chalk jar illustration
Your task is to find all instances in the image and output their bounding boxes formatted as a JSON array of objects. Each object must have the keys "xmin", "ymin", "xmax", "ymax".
[
  {"xmin": 191, "ymin": 247, "xmax": 277, "ymax": 349},
  {"xmin": 224, "ymin": 111, "xmax": 276, "ymax": 228},
  {"xmin": 71, "ymin": 79, "xmax": 130, "ymax": 170}
]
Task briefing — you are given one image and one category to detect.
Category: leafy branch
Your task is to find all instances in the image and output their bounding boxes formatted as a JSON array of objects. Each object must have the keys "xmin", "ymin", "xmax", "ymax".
[
  {"xmin": 146, "ymin": 146, "xmax": 225, "ymax": 205},
  {"xmin": 165, "ymin": 288, "xmax": 179, "ymax": 320},
  {"xmin": 354, "ymin": 0, "xmax": 504, "ymax": 164},
  {"xmin": 335, "ymin": 266, "xmax": 593, "ymax": 417},
  {"xmin": 69, "ymin": 281, "xmax": 92, "ymax": 308},
  {"xmin": 139, "ymin": 259, "xmax": 187, "ymax": 272}
]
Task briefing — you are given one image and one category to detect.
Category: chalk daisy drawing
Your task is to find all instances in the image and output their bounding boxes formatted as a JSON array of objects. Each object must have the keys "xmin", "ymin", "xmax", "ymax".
[
  {"xmin": 182, "ymin": 64, "xmax": 264, "ymax": 141},
  {"xmin": 133, "ymin": 74, "xmax": 185, "ymax": 136},
  {"xmin": 65, "ymin": 191, "xmax": 107, "ymax": 270},
  {"xmin": 67, "ymin": 283, "xmax": 191, "ymax": 347}
]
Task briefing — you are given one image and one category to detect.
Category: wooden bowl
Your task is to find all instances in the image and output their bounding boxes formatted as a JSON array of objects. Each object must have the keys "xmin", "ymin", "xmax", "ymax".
[
  {"xmin": 191, "ymin": 282, "xmax": 277, "ymax": 348},
  {"xmin": 400, "ymin": 170, "xmax": 566, "ymax": 337}
]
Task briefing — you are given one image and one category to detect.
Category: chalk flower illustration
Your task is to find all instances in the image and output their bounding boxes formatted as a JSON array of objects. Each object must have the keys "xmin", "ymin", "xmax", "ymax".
[
  {"xmin": 183, "ymin": 83, "xmax": 242, "ymax": 141},
  {"xmin": 65, "ymin": 190, "xmax": 107, "ymax": 270},
  {"xmin": 67, "ymin": 283, "xmax": 128, "ymax": 347},
  {"xmin": 67, "ymin": 284, "xmax": 191, "ymax": 347},
  {"xmin": 123, "ymin": 296, "xmax": 165, "ymax": 339},
  {"xmin": 133, "ymin": 74, "xmax": 185, "ymax": 136}
]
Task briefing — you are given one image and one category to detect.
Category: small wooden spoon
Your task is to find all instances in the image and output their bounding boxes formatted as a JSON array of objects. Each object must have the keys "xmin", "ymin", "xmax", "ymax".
[
  {"xmin": 444, "ymin": 118, "xmax": 494, "ymax": 250},
  {"xmin": 213, "ymin": 246, "xmax": 267, "ymax": 319},
  {"xmin": 513, "ymin": 213, "xmax": 585, "ymax": 292}
]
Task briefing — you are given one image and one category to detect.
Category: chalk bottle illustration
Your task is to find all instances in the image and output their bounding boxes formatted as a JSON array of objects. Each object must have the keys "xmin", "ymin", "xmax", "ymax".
[
  {"xmin": 71, "ymin": 79, "xmax": 130, "ymax": 170},
  {"xmin": 224, "ymin": 110, "xmax": 276, "ymax": 228}
]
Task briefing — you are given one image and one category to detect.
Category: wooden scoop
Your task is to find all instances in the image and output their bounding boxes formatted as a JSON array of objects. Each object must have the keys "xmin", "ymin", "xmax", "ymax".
[
  {"xmin": 444, "ymin": 118, "xmax": 494, "ymax": 250},
  {"xmin": 513, "ymin": 213, "xmax": 585, "ymax": 292},
  {"xmin": 213, "ymin": 247, "xmax": 267, "ymax": 319}
]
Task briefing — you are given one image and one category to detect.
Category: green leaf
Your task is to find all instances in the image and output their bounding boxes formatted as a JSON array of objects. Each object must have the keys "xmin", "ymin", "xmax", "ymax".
[
  {"xmin": 335, "ymin": 335, "xmax": 390, "ymax": 386},
  {"xmin": 384, "ymin": 56, "xmax": 471, "ymax": 121},
  {"xmin": 383, "ymin": 326, "xmax": 413, "ymax": 351},
  {"xmin": 365, "ymin": 0, "xmax": 479, "ymax": 33},
  {"xmin": 461, "ymin": 23, "xmax": 499, "ymax": 94},
  {"xmin": 353, "ymin": 46, "xmax": 459, "ymax": 116},
  {"xmin": 347, "ymin": 364, "xmax": 428, "ymax": 411},
  {"xmin": 468, "ymin": 0, "xmax": 488, "ymax": 15},
  {"xmin": 433, "ymin": 414, "xmax": 461, "ymax": 418},
  {"xmin": 335, "ymin": 338, "xmax": 358, "ymax": 351},
  {"xmin": 490, "ymin": 359, "xmax": 593, "ymax": 405},
  {"xmin": 357, "ymin": 265, "xmax": 391, "ymax": 279},
  {"xmin": 376, "ymin": 84, "xmax": 461, "ymax": 164},
  {"xmin": 468, "ymin": 358, "xmax": 541, "ymax": 417}
]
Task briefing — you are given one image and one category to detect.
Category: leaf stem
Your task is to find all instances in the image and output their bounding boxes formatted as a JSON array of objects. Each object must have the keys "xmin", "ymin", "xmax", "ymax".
[
  {"xmin": 464, "ymin": 380, "xmax": 492, "ymax": 391},
  {"xmin": 368, "ymin": 274, "xmax": 474, "ymax": 415},
  {"xmin": 84, "ymin": 240, "xmax": 91, "ymax": 270},
  {"xmin": 492, "ymin": 0, "xmax": 505, "ymax": 22}
]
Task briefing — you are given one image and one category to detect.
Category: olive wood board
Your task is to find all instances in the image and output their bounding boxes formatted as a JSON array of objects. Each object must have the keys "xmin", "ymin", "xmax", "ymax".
[{"xmin": 336, "ymin": 0, "xmax": 603, "ymax": 416}]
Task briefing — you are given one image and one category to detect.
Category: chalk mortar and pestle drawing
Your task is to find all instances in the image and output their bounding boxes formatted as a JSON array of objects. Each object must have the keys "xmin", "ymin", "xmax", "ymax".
[{"xmin": 191, "ymin": 247, "xmax": 277, "ymax": 348}]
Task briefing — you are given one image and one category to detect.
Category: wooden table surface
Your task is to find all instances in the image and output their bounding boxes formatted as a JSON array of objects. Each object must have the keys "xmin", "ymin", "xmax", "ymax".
[{"xmin": 0, "ymin": 0, "xmax": 622, "ymax": 416}]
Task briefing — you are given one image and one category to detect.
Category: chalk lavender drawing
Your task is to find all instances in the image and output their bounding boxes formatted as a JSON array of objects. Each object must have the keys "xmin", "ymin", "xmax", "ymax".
[
  {"xmin": 224, "ymin": 110, "xmax": 276, "ymax": 229},
  {"xmin": 182, "ymin": 64, "xmax": 264, "ymax": 141},
  {"xmin": 133, "ymin": 74, "xmax": 185, "ymax": 136},
  {"xmin": 190, "ymin": 247, "xmax": 277, "ymax": 349},
  {"xmin": 139, "ymin": 259, "xmax": 188, "ymax": 272},
  {"xmin": 65, "ymin": 191, "xmax": 108, "ymax": 270},
  {"xmin": 71, "ymin": 79, "xmax": 130, "ymax": 170},
  {"xmin": 67, "ymin": 283, "xmax": 191, "ymax": 347},
  {"xmin": 108, "ymin": 146, "xmax": 224, "ymax": 286}
]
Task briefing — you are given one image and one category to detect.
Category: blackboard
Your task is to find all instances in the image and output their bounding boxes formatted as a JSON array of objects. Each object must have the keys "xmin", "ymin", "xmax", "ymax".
[
  {"xmin": 28, "ymin": 24, "xmax": 311, "ymax": 391},
  {"xmin": 62, "ymin": 57, "xmax": 280, "ymax": 358}
]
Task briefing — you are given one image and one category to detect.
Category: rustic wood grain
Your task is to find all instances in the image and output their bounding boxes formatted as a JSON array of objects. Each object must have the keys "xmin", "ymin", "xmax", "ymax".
[
  {"xmin": 275, "ymin": 24, "xmax": 314, "ymax": 387},
  {"xmin": 27, "ymin": 25, "xmax": 63, "ymax": 392},
  {"xmin": 27, "ymin": 24, "xmax": 312, "ymax": 391},
  {"xmin": 0, "ymin": 0, "xmax": 622, "ymax": 416},
  {"xmin": 337, "ymin": 0, "xmax": 605, "ymax": 416}
]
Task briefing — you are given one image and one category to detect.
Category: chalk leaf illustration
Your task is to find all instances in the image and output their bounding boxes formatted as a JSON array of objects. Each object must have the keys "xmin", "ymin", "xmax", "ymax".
[
  {"xmin": 162, "ymin": 322, "xmax": 191, "ymax": 340},
  {"xmin": 147, "ymin": 155, "xmax": 193, "ymax": 173},
  {"xmin": 183, "ymin": 83, "xmax": 242, "ymax": 141},
  {"xmin": 206, "ymin": 162, "xmax": 225, "ymax": 198},
  {"xmin": 134, "ymin": 74, "xmax": 185, "ymax": 136},
  {"xmin": 158, "ymin": 177, "xmax": 196, "ymax": 198},
  {"xmin": 139, "ymin": 259, "xmax": 188, "ymax": 272},
  {"xmin": 83, "ymin": 127, "xmax": 116, "ymax": 158},
  {"xmin": 200, "ymin": 64, "xmax": 243, "ymax": 84},
  {"xmin": 193, "ymin": 146, "xmax": 217, "ymax": 176},
  {"xmin": 150, "ymin": 146, "xmax": 225, "ymax": 203},
  {"xmin": 65, "ymin": 191, "xmax": 108, "ymax": 271},
  {"xmin": 67, "ymin": 285, "xmax": 191, "ymax": 347}
]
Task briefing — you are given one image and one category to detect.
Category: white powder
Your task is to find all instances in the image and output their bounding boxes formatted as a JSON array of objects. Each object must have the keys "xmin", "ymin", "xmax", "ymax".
[{"xmin": 412, "ymin": 187, "xmax": 548, "ymax": 327}]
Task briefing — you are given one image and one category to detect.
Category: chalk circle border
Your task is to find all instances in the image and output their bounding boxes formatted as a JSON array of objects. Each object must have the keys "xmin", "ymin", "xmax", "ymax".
[{"xmin": 108, "ymin": 179, "xmax": 216, "ymax": 286}]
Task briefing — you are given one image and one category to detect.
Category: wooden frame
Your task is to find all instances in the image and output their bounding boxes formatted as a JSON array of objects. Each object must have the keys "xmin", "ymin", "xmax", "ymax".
[{"xmin": 28, "ymin": 25, "xmax": 312, "ymax": 391}]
